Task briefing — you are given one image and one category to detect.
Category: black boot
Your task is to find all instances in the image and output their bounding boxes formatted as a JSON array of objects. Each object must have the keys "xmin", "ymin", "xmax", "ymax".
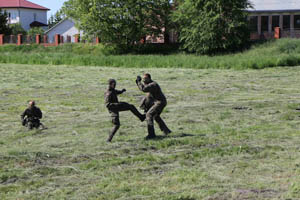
[
  {"xmin": 145, "ymin": 125, "xmax": 156, "ymax": 140},
  {"xmin": 140, "ymin": 114, "xmax": 146, "ymax": 122},
  {"xmin": 130, "ymin": 105, "xmax": 146, "ymax": 122},
  {"xmin": 155, "ymin": 116, "xmax": 172, "ymax": 135},
  {"xmin": 107, "ymin": 125, "xmax": 120, "ymax": 142},
  {"xmin": 163, "ymin": 128, "xmax": 172, "ymax": 135}
]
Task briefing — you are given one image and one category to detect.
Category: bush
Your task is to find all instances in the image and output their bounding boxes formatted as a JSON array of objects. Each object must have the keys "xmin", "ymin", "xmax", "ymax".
[
  {"xmin": 0, "ymin": 44, "xmax": 42, "ymax": 53},
  {"xmin": 9, "ymin": 23, "xmax": 26, "ymax": 35},
  {"xmin": 130, "ymin": 44, "xmax": 180, "ymax": 55},
  {"xmin": 277, "ymin": 38, "xmax": 300, "ymax": 54},
  {"xmin": 173, "ymin": 0, "xmax": 250, "ymax": 54},
  {"xmin": 27, "ymin": 27, "xmax": 45, "ymax": 37}
]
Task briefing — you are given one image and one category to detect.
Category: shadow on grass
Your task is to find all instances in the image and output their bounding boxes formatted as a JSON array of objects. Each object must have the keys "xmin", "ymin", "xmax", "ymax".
[
  {"xmin": 32, "ymin": 128, "xmax": 48, "ymax": 136},
  {"xmin": 146, "ymin": 133, "xmax": 204, "ymax": 141},
  {"xmin": 171, "ymin": 133, "xmax": 206, "ymax": 138}
]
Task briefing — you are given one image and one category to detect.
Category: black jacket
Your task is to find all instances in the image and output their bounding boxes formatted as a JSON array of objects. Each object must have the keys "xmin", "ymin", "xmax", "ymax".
[{"xmin": 21, "ymin": 106, "xmax": 42, "ymax": 120}]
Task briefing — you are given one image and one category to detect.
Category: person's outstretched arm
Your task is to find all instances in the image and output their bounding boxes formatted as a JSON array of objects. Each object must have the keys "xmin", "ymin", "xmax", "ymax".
[{"xmin": 116, "ymin": 89, "xmax": 126, "ymax": 95}]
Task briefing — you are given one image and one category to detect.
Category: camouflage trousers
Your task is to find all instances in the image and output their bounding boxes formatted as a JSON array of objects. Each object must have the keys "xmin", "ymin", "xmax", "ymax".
[
  {"xmin": 146, "ymin": 101, "xmax": 171, "ymax": 137},
  {"xmin": 108, "ymin": 102, "xmax": 145, "ymax": 126},
  {"xmin": 107, "ymin": 102, "xmax": 145, "ymax": 142}
]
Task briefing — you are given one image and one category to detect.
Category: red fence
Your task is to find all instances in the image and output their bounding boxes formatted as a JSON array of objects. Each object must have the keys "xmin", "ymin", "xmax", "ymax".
[
  {"xmin": 0, "ymin": 34, "xmax": 100, "ymax": 46},
  {"xmin": 249, "ymin": 27, "xmax": 300, "ymax": 40}
]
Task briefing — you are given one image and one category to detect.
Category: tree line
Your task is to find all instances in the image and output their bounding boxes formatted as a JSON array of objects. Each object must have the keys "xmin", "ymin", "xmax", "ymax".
[
  {"xmin": 63, "ymin": 0, "xmax": 251, "ymax": 54},
  {"xmin": 1, "ymin": 0, "xmax": 251, "ymax": 54}
]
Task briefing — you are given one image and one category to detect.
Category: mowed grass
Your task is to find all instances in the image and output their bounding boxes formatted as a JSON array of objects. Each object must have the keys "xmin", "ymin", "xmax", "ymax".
[{"xmin": 1, "ymin": 64, "xmax": 300, "ymax": 199}]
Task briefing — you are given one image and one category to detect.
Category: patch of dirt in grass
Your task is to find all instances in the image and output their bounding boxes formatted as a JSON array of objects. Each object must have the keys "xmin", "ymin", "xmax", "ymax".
[
  {"xmin": 233, "ymin": 106, "xmax": 252, "ymax": 111},
  {"xmin": 1, "ymin": 176, "xmax": 18, "ymax": 185},
  {"xmin": 235, "ymin": 189, "xmax": 280, "ymax": 199}
]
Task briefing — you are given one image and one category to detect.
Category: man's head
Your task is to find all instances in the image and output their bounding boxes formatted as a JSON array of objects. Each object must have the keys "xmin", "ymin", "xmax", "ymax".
[
  {"xmin": 143, "ymin": 73, "xmax": 152, "ymax": 84},
  {"xmin": 108, "ymin": 79, "xmax": 116, "ymax": 89},
  {"xmin": 28, "ymin": 100, "xmax": 35, "ymax": 108}
]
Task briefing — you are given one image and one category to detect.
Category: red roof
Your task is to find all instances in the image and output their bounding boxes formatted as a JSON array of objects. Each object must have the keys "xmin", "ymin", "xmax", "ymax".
[{"xmin": 0, "ymin": 0, "xmax": 49, "ymax": 10}]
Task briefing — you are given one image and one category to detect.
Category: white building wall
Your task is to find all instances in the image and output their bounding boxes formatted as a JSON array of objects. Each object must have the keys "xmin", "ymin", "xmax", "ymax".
[
  {"xmin": 47, "ymin": 19, "xmax": 83, "ymax": 43},
  {"xmin": 2, "ymin": 8, "xmax": 47, "ymax": 31},
  {"xmin": 19, "ymin": 8, "xmax": 47, "ymax": 31}
]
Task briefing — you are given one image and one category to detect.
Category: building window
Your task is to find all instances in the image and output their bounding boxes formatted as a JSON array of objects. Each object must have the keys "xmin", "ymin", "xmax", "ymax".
[
  {"xmin": 249, "ymin": 16, "xmax": 258, "ymax": 33},
  {"xmin": 272, "ymin": 16, "xmax": 280, "ymax": 31},
  {"xmin": 261, "ymin": 16, "xmax": 269, "ymax": 32},
  {"xmin": 10, "ymin": 12, "xmax": 17, "ymax": 20},
  {"xmin": 295, "ymin": 15, "xmax": 300, "ymax": 29},
  {"xmin": 283, "ymin": 15, "xmax": 290, "ymax": 29},
  {"xmin": 33, "ymin": 13, "xmax": 37, "ymax": 21}
]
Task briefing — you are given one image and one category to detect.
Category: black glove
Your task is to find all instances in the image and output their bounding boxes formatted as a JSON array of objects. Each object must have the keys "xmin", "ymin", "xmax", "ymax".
[
  {"xmin": 136, "ymin": 76, "xmax": 142, "ymax": 84},
  {"xmin": 122, "ymin": 88, "xmax": 126, "ymax": 93}
]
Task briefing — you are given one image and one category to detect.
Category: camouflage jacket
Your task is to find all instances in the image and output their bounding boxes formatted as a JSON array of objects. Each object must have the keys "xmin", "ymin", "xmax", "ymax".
[
  {"xmin": 137, "ymin": 81, "xmax": 167, "ymax": 104},
  {"xmin": 104, "ymin": 88, "xmax": 124, "ymax": 109}
]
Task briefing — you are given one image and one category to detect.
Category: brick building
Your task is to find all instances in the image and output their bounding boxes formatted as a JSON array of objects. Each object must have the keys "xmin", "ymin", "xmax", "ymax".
[{"xmin": 248, "ymin": 0, "xmax": 300, "ymax": 39}]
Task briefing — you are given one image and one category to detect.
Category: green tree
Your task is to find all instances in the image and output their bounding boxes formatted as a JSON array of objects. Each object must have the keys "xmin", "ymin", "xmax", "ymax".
[
  {"xmin": 0, "ymin": 9, "xmax": 11, "ymax": 34},
  {"xmin": 9, "ymin": 23, "xmax": 26, "ymax": 35},
  {"xmin": 27, "ymin": 27, "xmax": 44, "ymax": 37},
  {"xmin": 63, "ymin": 0, "xmax": 172, "ymax": 51},
  {"xmin": 48, "ymin": 10, "xmax": 65, "ymax": 29},
  {"xmin": 173, "ymin": 0, "xmax": 251, "ymax": 54}
]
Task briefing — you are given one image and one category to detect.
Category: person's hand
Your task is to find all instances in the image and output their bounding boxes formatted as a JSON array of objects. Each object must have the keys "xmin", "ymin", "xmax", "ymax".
[
  {"xmin": 136, "ymin": 76, "xmax": 142, "ymax": 84},
  {"xmin": 122, "ymin": 88, "xmax": 126, "ymax": 93}
]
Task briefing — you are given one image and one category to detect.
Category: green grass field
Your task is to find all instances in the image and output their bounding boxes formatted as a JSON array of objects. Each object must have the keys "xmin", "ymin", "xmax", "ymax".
[
  {"xmin": 1, "ymin": 63, "xmax": 300, "ymax": 199},
  {"xmin": 2, "ymin": 39, "xmax": 300, "ymax": 69}
]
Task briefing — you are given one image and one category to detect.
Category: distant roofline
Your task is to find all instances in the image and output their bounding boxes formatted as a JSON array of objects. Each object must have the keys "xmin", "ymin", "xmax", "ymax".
[
  {"xmin": 247, "ymin": 9, "xmax": 300, "ymax": 13},
  {"xmin": 0, "ymin": 6, "xmax": 49, "ymax": 11},
  {"xmin": 44, "ymin": 18, "xmax": 74, "ymax": 34}
]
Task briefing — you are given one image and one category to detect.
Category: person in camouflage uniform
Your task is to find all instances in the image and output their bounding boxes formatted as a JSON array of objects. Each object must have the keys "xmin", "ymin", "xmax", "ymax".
[
  {"xmin": 136, "ymin": 73, "xmax": 171, "ymax": 139},
  {"xmin": 21, "ymin": 100, "xmax": 43, "ymax": 130},
  {"xmin": 105, "ymin": 79, "xmax": 145, "ymax": 142},
  {"xmin": 140, "ymin": 93, "xmax": 154, "ymax": 113}
]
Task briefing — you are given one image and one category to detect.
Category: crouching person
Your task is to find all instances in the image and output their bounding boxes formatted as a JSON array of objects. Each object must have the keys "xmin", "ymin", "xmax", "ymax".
[
  {"xmin": 21, "ymin": 100, "xmax": 44, "ymax": 130},
  {"xmin": 105, "ymin": 79, "xmax": 145, "ymax": 142}
]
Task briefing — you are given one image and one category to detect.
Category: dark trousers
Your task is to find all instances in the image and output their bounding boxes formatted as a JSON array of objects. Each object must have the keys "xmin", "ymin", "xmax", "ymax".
[
  {"xmin": 146, "ymin": 101, "xmax": 170, "ymax": 137},
  {"xmin": 22, "ymin": 118, "xmax": 40, "ymax": 129},
  {"xmin": 107, "ymin": 102, "xmax": 144, "ymax": 142}
]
